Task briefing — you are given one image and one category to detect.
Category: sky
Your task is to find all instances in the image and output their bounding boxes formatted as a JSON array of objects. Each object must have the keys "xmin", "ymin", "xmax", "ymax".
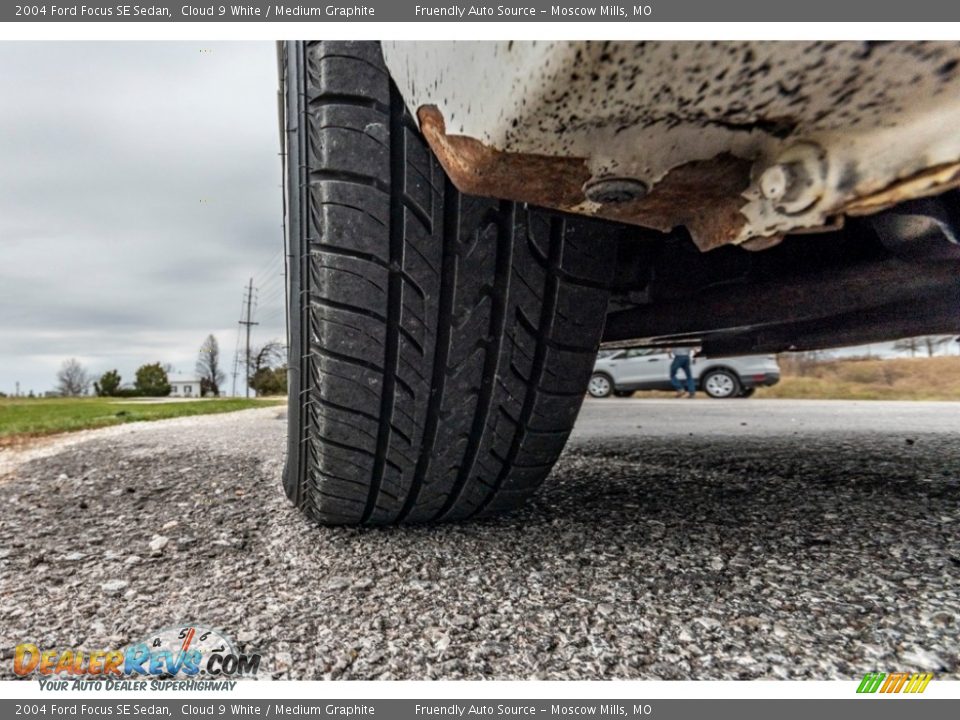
[{"xmin": 0, "ymin": 42, "xmax": 284, "ymax": 396}]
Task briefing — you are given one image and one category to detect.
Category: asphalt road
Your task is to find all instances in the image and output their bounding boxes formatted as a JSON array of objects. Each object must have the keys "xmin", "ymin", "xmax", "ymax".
[
  {"xmin": 1, "ymin": 399, "xmax": 958, "ymax": 680},
  {"xmin": 573, "ymin": 397, "xmax": 960, "ymax": 437}
]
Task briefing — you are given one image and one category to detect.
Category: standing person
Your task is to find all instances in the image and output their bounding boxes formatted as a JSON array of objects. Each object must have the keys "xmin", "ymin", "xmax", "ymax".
[{"xmin": 669, "ymin": 346, "xmax": 696, "ymax": 398}]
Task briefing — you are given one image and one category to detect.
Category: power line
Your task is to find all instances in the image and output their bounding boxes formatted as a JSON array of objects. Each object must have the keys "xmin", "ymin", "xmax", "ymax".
[
  {"xmin": 254, "ymin": 272, "xmax": 284, "ymax": 299},
  {"xmin": 258, "ymin": 284, "xmax": 285, "ymax": 307},
  {"xmin": 251, "ymin": 246, "xmax": 284, "ymax": 284},
  {"xmin": 258, "ymin": 300, "xmax": 285, "ymax": 317},
  {"xmin": 257, "ymin": 309, "xmax": 286, "ymax": 327}
]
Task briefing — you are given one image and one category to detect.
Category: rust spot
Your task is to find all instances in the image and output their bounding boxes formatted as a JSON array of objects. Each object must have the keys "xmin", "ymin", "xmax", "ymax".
[
  {"xmin": 418, "ymin": 106, "xmax": 753, "ymax": 251},
  {"xmin": 606, "ymin": 155, "xmax": 754, "ymax": 250},
  {"xmin": 418, "ymin": 105, "xmax": 590, "ymax": 206}
]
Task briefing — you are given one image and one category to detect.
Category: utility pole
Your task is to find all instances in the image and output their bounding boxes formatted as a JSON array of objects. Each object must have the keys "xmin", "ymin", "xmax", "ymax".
[
  {"xmin": 230, "ymin": 349, "xmax": 239, "ymax": 397},
  {"xmin": 15, "ymin": 381, "xmax": 20, "ymax": 398},
  {"xmin": 238, "ymin": 277, "xmax": 259, "ymax": 398}
]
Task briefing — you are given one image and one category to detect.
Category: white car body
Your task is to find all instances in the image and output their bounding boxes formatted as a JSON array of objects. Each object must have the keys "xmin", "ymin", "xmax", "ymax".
[{"xmin": 591, "ymin": 349, "xmax": 780, "ymax": 398}]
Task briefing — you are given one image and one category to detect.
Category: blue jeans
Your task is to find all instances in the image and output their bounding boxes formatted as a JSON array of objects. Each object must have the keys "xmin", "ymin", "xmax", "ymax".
[{"xmin": 670, "ymin": 356, "xmax": 695, "ymax": 394}]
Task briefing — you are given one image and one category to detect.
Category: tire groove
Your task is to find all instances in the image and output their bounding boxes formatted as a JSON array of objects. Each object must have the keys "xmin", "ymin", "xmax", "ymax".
[
  {"xmin": 308, "ymin": 294, "xmax": 424, "ymax": 355},
  {"xmin": 313, "ymin": 200, "xmax": 385, "ymax": 227},
  {"xmin": 434, "ymin": 200, "xmax": 515, "ymax": 521},
  {"xmin": 514, "ymin": 308, "xmax": 597, "ymax": 354},
  {"xmin": 315, "ymin": 123, "xmax": 390, "ymax": 151},
  {"xmin": 471, "ymin": 216, "xmax": 563, "ymax": 517},
  {"xmin": 362, "ymin": 82, "xmax": 405, "ymax": 525},
  {"xmin": 309, "ymin": 169, "xmax": 390, "ymax": 195},
  {"xmin": 311, "ymin": 243, "xmax": 427, "ymax": 300},
  {"xmin": 308, "ymin": 92, "xmax": 390, "ymax": 113},
  {"xmin": 402, "ymin": 191, "xmax": 434, "ymax": 235},
  {"xmin": 310, "ymin": 344, "xmax": 385, "ymax": 376},
  {"xmin": 311, "ymin": 52, "xmax": 389, "ymax": 77},
  {"xmin": 396, "ymin": 177, "xmax": 458, "ymax": 523}
]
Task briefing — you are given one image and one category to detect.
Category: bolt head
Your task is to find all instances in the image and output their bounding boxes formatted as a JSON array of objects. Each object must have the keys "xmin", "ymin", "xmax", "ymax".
[
  {"xmin": 583, "ymin": 177, "xmax": 649, "ymax": 204},
  {"xmin": 758, "ymin": 142, "xmax": 828, "ymax": 214},
  {"xmin": 760, "ymin": 164, "xmax": 790, "ymax": 202}
]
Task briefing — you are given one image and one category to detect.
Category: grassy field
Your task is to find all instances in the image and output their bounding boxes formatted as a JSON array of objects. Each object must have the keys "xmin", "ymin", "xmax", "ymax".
[
  {"xmin": 0, "ymin": 397, "xmax": 283, "ymax": 446},
  {"xmin": 606, "ymin": 356, "xmax": 960, "ymax": 401},
  {"xmin": 756, "ymin": 356, "xmax": 960, "ymax": 401}
]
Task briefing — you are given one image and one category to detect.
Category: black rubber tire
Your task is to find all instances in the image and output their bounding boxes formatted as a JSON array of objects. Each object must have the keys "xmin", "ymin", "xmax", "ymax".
[
  {"xmin": 613, "ymin": 390, "xmax": 634, "ymax": 398},
  {"xmin": 739, "ymin": 387, "xmax": 757, "ymax": 398},
  {"xmin": 701, "ymin": 368, "xmax": 742, "ymax": 399},
  {"xmin": 281, "ymin": 41, "xmax": 618, "ymax": 525}
]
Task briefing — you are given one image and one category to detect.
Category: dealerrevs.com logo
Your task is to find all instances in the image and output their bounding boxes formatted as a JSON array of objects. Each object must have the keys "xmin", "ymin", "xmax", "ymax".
[{"xmin": 14, "ymin": 625, "xmax": 260, "ymax": 688}]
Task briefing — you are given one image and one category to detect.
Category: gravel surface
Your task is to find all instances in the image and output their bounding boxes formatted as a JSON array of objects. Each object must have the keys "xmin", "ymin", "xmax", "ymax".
[{"xmin": 1, "ymin": 402, "xmax": 958, "ymax": 680}]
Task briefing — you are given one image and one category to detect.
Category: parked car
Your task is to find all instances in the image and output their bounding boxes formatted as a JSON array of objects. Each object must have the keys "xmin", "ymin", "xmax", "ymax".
[
  {"xmin": 589, "ymin": 349, "xmax": 780, "ymax": 399},
  {"xmin": 279, "ymin": 40, "xmax": 960, "ymax": 525}
]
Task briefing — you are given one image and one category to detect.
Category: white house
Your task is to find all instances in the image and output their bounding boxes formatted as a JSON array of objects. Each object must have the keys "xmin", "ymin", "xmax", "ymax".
[{"xmin": 168, "ymin": 375, "xmax": 202, "ymax": 398}]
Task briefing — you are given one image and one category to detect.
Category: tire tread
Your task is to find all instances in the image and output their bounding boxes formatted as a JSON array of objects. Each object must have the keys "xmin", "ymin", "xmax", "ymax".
[{"xmin": 285, "ymin": 41, "xmax": 615, "ymax": 524}]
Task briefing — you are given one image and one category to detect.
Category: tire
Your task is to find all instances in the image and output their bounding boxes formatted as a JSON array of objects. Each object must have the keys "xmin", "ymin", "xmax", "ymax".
[
  {"xmin": 281, "ymin": 41, "xmax": 618, "ymax": 525},
  {"xmin": 613, "ymin": 390, "xmax": 634, "ymax": 398},
  {"xmin": 587, "ymin": 373, "xmax": 614, "ymax": 398},
  {"xmin": 701, "ymin": 369, "xmax": 742, "ymax": 399},
  {"xmin": 738, "ymin": 387, "xmax": 756, "ymax": 398}
]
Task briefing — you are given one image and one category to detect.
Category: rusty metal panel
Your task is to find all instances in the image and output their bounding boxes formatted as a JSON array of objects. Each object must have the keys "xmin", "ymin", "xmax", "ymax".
[{"xmin": 383, "ymin": 41, "xmax": 960, "ymax": 250}]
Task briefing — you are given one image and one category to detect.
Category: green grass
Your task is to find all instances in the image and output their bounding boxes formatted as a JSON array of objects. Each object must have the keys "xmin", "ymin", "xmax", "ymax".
[{"xmin": 0, "ymin": 397, "xmax": 283, "ymax": 445}]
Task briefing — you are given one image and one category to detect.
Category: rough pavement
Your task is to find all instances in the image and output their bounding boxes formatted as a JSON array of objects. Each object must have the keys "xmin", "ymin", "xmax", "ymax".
[{"xmin": 1, "ymin": 401, "xmax": 958, "ymax": 680}]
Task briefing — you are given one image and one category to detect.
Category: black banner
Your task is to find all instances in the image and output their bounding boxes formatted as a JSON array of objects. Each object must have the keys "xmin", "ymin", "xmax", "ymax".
[
  {"xmin": 5, "ymin": 1, "xmax": 960, "ymax": 22},
  {"xmin": 2, "ymin": 700, "xmax": 960, "ymax": 720}
]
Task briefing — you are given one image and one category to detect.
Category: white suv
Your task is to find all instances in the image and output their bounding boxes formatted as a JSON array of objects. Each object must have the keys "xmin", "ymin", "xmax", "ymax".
[{"xmin": 590, "ymin": 349, "xmax": 780, "ymax": 399}]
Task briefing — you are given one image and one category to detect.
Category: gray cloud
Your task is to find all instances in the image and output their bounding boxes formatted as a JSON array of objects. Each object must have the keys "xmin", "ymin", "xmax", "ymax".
[{"xmin": 0, "ymin": 42, "xmax": 286, "ymax": 394}]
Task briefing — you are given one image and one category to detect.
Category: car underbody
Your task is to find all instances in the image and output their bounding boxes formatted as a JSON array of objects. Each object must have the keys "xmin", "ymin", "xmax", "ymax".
[
  {"xmin": 600, "ymin": 191, "xmax": 960, "ymax": 355},
  {"xmin": 382, "ymin": 41, "xmax": 960, "ymax": 356}
]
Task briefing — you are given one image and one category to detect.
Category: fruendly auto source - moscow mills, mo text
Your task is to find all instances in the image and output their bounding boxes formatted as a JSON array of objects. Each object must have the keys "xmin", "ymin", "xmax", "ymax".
[{"xmin": 414, "ymin": 5, "xmax": 652, "ymax": 17}]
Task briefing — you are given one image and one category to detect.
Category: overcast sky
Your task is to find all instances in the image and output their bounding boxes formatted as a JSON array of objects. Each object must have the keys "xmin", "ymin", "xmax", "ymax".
[{"xmin": 0, "ymin": 42, "xmax": 284, "ymax": 395}]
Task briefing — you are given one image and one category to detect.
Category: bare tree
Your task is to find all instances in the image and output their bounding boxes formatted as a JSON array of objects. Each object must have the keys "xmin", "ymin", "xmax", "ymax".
[
  {"xmin": 56, "ymin": 358, "xmax": 91, "ymax": 397},
  {"xmin": 247, "ymin": 341, "xmax": 286, "ymax": 397},
  {"xmin": 248, "ymin": 340, "xmax": 285, "ymax": 380},
  {"xmin": 922, "ymin": 335, "xmax": 952, "ymax": 357},
  {"xmin": 196, "ymin": 334, "xmax": 226, "ymax": 397},
  {"xmin": 893, "ymin": 337, "xmax": 920, "ymax": 357}
]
